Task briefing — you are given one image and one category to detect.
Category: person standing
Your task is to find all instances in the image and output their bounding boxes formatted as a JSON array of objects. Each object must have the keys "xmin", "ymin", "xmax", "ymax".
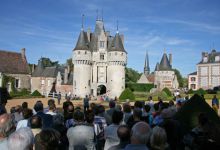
[
  {"xmin": 84, "ymin": 95, "xmax": 90, "ymax": 112},
  {"xmin": 57, "ymin": 92, "xmax": 61, "ymax": 105},
  {"xmin": 212, "ymin": 95, "xmax": 219, "ymax": 114}
]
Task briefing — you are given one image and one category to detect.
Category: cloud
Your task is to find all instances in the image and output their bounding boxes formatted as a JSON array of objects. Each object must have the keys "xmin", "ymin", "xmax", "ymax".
[{"xmin": 144, "ymin": 17, "xmax": 220, "ymax": 34}]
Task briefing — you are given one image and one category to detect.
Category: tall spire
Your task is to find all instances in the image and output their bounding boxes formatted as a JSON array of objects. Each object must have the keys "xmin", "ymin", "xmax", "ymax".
[
  {"xmin": 81, "ymin": 14, "xmax": 84, "ymax": 30},
  {"xmin": 116, "ymin": 20, "xmax": 119, "ymax": 34},
  {"xmin": 144, "ymin": 51, "xmax": 150, "ymax": 75}
]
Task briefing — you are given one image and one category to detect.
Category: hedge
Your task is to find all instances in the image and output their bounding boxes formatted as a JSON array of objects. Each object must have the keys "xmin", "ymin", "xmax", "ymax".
[
  {"xmin": 126, "ymin": 83, "xmax": 154, "ymax": 92},
  {"xmin": 162, "ymin": 87, "xmax": 172, "ymax": 96},
  {"xmin": 31, "ymin": 90, "xmax": 42, "ymax": 96},
  {"xmin": 119, "ymin": 88, "xmax": 135, "ymax": 101}
]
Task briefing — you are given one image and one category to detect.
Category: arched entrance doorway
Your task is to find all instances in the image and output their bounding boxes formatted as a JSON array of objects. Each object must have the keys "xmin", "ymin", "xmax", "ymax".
[{"xmin": 97, "ymin": 85, "xmax": 106, "ymax": 95}]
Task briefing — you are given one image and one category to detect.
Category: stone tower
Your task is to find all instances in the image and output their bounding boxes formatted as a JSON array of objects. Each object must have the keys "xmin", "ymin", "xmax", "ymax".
[{"xmin": 72, "ymin": 17, "xmax": 127, "ymax": 98}]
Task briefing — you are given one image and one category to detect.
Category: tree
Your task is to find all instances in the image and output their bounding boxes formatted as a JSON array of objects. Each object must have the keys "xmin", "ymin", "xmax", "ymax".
[
  {"xmin": 125, "ymin": 67, "xmax": 141, "ymax": 83},
  {"xmin": 41, "ymin": 57, "xmax": 59, "ymax": 67},
  {"xmin": 173, "ymin": 68, "xmax": 184, "ymax": 87},
  {"xmin": 66, "ymin": 58, "xmax": 74, "ymax": 72}
]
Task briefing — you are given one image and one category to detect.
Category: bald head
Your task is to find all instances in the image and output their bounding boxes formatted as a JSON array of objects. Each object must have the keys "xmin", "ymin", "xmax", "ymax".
[
  {"xmin": 0, "ymin": 114, "xmax": 14, "ymax": 138},
  {"xmin": 131, "ymin": 122, "xmax": 151, "ymax": 144},
  {"xmin": 117, "ymin": 125, "xmax": 130, "ymax": 142}
]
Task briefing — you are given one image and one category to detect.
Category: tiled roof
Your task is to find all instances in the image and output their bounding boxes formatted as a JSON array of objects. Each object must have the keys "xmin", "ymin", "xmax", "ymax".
[
  {"xmin": 0, "ymin": 50, "xmax": 30, "ymax": 74},
  {"xmin": 159, "ymin": 53, "xmax": 172, "ymax": 71}
]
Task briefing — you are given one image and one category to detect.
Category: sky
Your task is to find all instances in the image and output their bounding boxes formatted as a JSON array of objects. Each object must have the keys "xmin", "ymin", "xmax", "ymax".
[{"xmin": 0, "ymin": 0, "xmax": 220, "ymax": 77}]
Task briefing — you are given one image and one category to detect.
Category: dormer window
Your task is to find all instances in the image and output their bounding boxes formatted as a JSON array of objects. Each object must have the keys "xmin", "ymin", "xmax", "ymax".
[
  {"xmin": 215, "ymin": 56, "xmax": 220, "ymax": 62},
  {"xmin": 100, "ymin": 41, "xmax": 105, "ymax": 48},
  {"xmin": 203, "ymin": 57, "xmax": 208, "ymax": 63}
]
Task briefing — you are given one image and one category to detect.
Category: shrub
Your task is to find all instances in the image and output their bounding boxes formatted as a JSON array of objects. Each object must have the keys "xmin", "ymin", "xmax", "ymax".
[
  {"xmin": 119, "ymin": 88, "xmax": 135, "ymax": 101},
  {"xmin": 187, "ymin": 89, "xmax": 194, "ymax": 94},
  {"xmin": 195, "ymin": 88, "xmax": 207, "ymax": 95},
  {"xmin": 31, "ymin": 90, "xmax": 42, "ymax": 96},
  {"xmin": 162, "ymin": 87, "xmax": 172, "ymax": 96},
  {"xmin": 151, "ymin": 91, "xmax": 169, "ymax": 101},
  {"xmin": 126, "ymin": 83, "xmax": 154, "ymax": 92}
]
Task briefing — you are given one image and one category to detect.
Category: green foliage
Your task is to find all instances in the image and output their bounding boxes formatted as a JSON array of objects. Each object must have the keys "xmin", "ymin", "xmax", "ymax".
[
  {"xmin": 187, "ymin": 88, "xmax": 207, "ymax": 96},
  {"xmin": 2, "ymin": 74, "xmax": 16, "ymax": 93},
  {"xmin": 173, "ymin": 68, "xmax": 184, "ymax": 87},
  {"xmin": 125, "ymin": 67, "xmax": 141, "ymax": 83},
  {"xmin": 66, "ymin": 58, "xmax": 74, "ymax": 72},
  {"xmin": 174, "ymin": 94, "xmax": 220, "ymax": 134},
  {"xmin": 10, "ymin": 88, "xmax": 31, "ymax": 98},
  {"xmin": 41, "ymin": 57, "xmax": 59, "ymax": 67},
  {"xmin": 151, "ymin": 91, "xmax": 169, "ymax": 100},
  {"xmin": 126, "ymin": 83, "xmax": 154, "ymax": 92},
  {"xmin": 162, "ymin": 87, "xmax": 172, "ymax": 96},
  {"xmin": 194, "ymin": 88, "xmax": 207, "ymax": 95},
  {"xmin": 119, "ymin": 88, "xmax": 135, "ymax": 101},
  {"xmin": 31, "ymin": 90, "xmax": 42, "ymax": 96},
  {"xmin": 187, "ymin": 89, "xmax": 194, "ymax": 94}
]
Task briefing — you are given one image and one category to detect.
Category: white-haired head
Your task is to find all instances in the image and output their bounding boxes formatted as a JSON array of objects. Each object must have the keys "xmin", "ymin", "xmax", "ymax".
[
  {"xmin": 131, "ymin": 121, "xmax": 151, "ymax": 144},
  {"xmin": 150, "ymin": 126, "xmax": 168, "ymax": 150},
  {"xmin": 8, "ymin": 127, "xmax": 34, "ymax": 150}
]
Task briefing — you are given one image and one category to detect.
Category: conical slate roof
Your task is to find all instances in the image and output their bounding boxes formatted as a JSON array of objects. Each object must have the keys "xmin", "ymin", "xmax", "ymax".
[
  {"xmin": 74, "ymin": 30, "xmax": 89, "ymax": 51},
  {"xmin": 155, "ymin": 62, "xmax": 160, "ymax": 71},
  {"xmin": 159, "ymin": 53, "xmax": 172, "ymax": 70},
  {"xmin": 109, "ymin": 33, "xmax": 126, "ymax": 53}
]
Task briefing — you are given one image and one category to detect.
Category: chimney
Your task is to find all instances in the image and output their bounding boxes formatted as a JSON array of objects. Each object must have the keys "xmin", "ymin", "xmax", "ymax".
[
  {"xmin": 21, "ymin": 48, "xmax": 26, "ymax": 60},
  {"xmin": 64, "ymin": 67, "xmax": 68, "ymax": 84},
  {"xmin": 87, "ymin": 28, "xmax": 91, "ymax": 42},
  {"xmin": 169, "ymin": 53, "xmax": 172, "ymax": 66},
  {"xmin": 32, "ymin": 64, "xmax": 35, "ymax": 73}
]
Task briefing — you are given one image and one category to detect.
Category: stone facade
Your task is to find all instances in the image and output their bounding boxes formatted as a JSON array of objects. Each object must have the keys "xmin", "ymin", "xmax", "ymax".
[
  {"xmin": 189, "ymin": 49, "xmax": 220, "ymax": 90},
  {"xmin": 137, "ymin": 52, "xmax": 179, "ymax": 90},
  {"xmin": 72, "ymin": 18, "xmax": 127, "ymax": 98},
  {"xmin": 31, "ymin": 58, "xmax": 73, "ymax": 96},
  {"xmin": 0, "ymin": 49, "xmax": 31, "ymax": 92},
  {"xmin": 188, "ymin": 72, "xmax": 198, "ymax": 90}
]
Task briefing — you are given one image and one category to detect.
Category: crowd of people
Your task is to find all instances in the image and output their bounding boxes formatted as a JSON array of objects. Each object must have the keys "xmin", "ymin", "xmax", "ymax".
[{"xmin": 0, "ymin": 94, "xmax": 220, "ymax": 150}]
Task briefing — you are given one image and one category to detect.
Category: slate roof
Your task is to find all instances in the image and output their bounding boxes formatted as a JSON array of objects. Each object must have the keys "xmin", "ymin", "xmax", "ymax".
[
  {"xmin": 32, "ymin": 58, "xmax": 73, "ymax": 85},
  {"xmin": 74, "ymin": 20, "xmax": 126, "ymax": 53},
  {"xmin": 198, "ymin": 49, "xmax": 220, "ymax": 64},
  {"xmin": 159, "ymin": 53, "xmax": 172, "ymax": 71},
  {"xmin": 74, "ymin": 30, "xmax": 89, "ymax": 51},
  {"xmin": 109, "ymin": 33, "xmax": 126, "ymax": 53},
  {"xmin": 188, "ymin": 71, "xmax": 197, "ymax": 75},
  {"xmin": 0, "ymin": 50, "xmax": 30, "ymax": 74},
  {"xmin": 154, "ymin": 62, "xmax": 160, "ymax": 71}
]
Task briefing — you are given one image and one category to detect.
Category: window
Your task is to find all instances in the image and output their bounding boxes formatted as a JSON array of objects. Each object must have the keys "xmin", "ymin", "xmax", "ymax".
[
  {"xmin": 15, "ymin": 79, "xmax": 19, "ymax": 88},
  {"xmin": 215, "ymin": 56, "xmax": 220, "ymax": 62},
  {"xmin": 85, "ymin": 51, "xmax": 87, "ymax": 54},
  {"xmin": 100, "ymin": 41, "xmax": 105, "ymax": 48},
  {"xmin": 191, "ymin": 77, "xmax": 196, "ymax": 81},
  {"xmin": 115, "ymin": 52, "xmax": 117, "ymax": 55},
  {"xmin": 41, "ymin": 80, "xmax": 45, "ymax": 85},
  {"xmin": 48, "ymin": 80, "xmax": 51, "ymax": 86},
  {"xmin": 100, "ymin": 54, "xmax": 104, "ymax": 60},
  {"xmin": 78, "ymin": 51, "xmax": 80, "ymax": 54},
  {"xmin": 88, "ymin": 80, "xmax": 90, "ymax": 86}
]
